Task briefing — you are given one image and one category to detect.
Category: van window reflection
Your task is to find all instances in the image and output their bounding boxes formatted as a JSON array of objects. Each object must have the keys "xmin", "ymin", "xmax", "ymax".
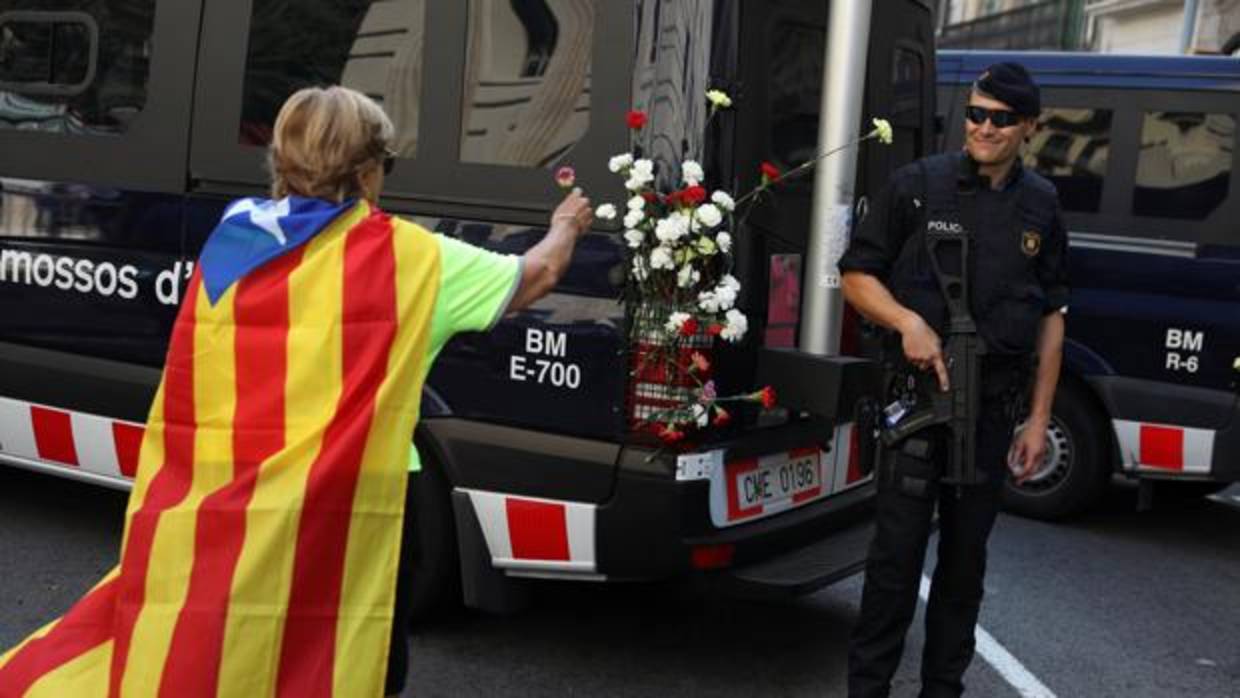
[
  {"xmin": 1024, "ymin": 107, "xmax": 1111, "ymax": 213},
  {"xmin": 1133, "ymin": 111, "xmax": 1234, "ymax": 220},
  {"xmin": 459, "ymin": 0, "xmax": 594, "ymax": 168}
]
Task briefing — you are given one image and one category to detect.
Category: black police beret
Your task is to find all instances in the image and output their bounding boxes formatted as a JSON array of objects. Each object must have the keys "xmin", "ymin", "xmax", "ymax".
[{"xmin": 974, "ymin": 62, "xmax": 1040, "ymax": 116}]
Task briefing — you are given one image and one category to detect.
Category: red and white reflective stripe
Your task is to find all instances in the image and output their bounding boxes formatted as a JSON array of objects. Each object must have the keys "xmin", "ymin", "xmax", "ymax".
[
  {"xmin": 464, "ymin": 489, "xmax": 597, "ymax": 574},
  {"xmin": 1112, "ymin": 420, "xmax": 1214, "ymax": 475},
  {"xmin": 0, "ymin": 396, "xmax": 143, "ymax": 479},
  {"xmin": 828, "ymin": 422, "xmax": 870, "ymax": 493}
]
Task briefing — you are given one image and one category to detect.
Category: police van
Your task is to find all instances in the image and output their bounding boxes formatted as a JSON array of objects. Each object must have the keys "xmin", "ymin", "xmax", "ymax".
[
  {"xmin": 938, "ymin": 51, "xmax": 1240, "ymax": 518},
  {"xmin": 0, "ymin": 0, "xmax": 936, "ymax": 615}
]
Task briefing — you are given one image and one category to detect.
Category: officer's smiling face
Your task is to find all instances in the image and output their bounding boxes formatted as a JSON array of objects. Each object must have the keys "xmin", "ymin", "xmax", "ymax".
[{"xmin": 964, "ymin": 90, "xmax": 1035, "ymax": 167}]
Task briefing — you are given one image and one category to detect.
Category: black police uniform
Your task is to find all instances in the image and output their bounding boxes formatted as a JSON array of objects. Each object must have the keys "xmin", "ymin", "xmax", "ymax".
[{"xmin": 839, "ymin": 151, "xmax": 1069, "ymax": 698}]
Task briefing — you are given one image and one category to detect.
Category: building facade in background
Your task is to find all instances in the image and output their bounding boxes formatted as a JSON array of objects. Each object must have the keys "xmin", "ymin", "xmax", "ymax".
[{"xmin": 938, "ymin": 0, "xmax": 1240, "ymax": 54}]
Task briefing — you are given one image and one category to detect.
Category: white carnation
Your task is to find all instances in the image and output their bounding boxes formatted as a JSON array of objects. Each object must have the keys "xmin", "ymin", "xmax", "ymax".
[
  {"xmin": 627, "ymin": 195, "xmax": 646, "ymax": 211},
  {"xmin": 632, "ymin": 159, "xmax": 655, "ymax": 178},
  {"xmin": 721, "ymin": 309, "xmax": 748, "ymax": 343},
  {"xmin": 655, "ymin": 212, "xmax": 691, "ymax": 244},
  {"xmin": 695, "ymin": 203, "xmax": 723, "ymax": 229},
  {"xmin": 665, "ymin": 311, "xmax": 691, "ymax": 334},
  {"xmin": 698, "ymin": 290, "xmax": 721, "ymax": 314},
  {"xmin": 595, "ymin": 203, "xmax": 617, "ymax": 221},
  {"xmin": 721, "ymin": 274, "xmax": 741, "ymax": 292},
  {"xmin": 609, "ymin": 153, "xmax": 634, "ymax": 173},
  {"xmin": 677, "ymin": 264, "xmax": 701, "ymax": 288},
  {"xmin": 716, "ymin": 231, "xmax": 732, "ymax": 254},
  {"xmin": 650, "ymin": 246, "xmax": 675, "ymax": 270},
  {"xmin": 624, "ymin": 209, "xmax": 645, "ymax": 229},
  {"xmin": 711, "ymin": 190, "xmax": 736, "ymax": 212},
  {"xmin": 681, "ymin": 160, "xmax": 704, "ymax": 187},
  {"xmin": 624, "ymin": 229, "xmax": 645, "ymax": 249},
  {"xmin": 695, "ymin": 236, "xmax": 717, "ymax": 256},
  {"xmin": 715, "ymin": 284, "xmax": 738, "ymax": 311}
]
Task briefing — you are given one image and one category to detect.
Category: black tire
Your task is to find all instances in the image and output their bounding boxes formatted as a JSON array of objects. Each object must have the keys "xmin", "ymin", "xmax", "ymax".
[
  {"xmin": 405, "ymin": 448, "xmax": 462, "ymax": 622},
  {"xmin": 1001, "ymin": 379, "xmax": 1113, "ymax": 520}
]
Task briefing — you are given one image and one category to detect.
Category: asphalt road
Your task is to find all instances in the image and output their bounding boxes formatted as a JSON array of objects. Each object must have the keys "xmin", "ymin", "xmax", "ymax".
[{"xmin": 1, "ymin": 466, "xmax": 1237, "ymax": 697}]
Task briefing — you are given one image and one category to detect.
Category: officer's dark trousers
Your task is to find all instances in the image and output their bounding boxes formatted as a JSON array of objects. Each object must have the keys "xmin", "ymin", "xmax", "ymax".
[{"xmin": 847, "ymin": 397, "xmax": 1014, "ymax": 698}]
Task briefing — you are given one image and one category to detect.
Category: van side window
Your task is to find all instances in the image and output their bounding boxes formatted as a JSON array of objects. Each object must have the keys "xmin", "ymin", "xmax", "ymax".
[
  {"xmin": 240, "ymin": 0, "xmax": 427, "ymax": 155},
  {"xmin": 459, "ymin": 0, "xmax": 594, "ymax": 168},
  {"xmin": 1133, "ymin": 111, "xmax": 1235, "ymax": 220},
  {"xmin": 769, "ymin": 20, "xmax": 823, "ymax": 170},
  {"xmin": 0, "ymin": 4, "xmax": 153, "ymax": 135},
  {"xmin": 1024, "ymin": 107, "xmax": 1112, "ymax": 213},
  {"xmin": 890, "ymin": 47, "xmax": 925, "ymax": 164}
]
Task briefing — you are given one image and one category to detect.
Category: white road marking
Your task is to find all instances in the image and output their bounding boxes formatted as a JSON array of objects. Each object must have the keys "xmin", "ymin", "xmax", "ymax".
[{"xmin": 920, "ymin": 575, "xmax": 1057, "ymax": 698}]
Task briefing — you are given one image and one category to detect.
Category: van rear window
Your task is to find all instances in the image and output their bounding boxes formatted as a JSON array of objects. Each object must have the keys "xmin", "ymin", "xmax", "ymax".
[
  {"xmin": 458, "ymin": 0, "xmax": 595, "ymax": 168},
  {"xmin": 1133, "ymin": 111, "xmax": 1235, "ymax": 220},
  {"xmin": 1024, "ymin": 107, "xmax": 1111, "ymax": 213},
  {"xmin": 0, "ymin": 4, "xmax": 153, "ymax": 135},
  {"xmin": 240, "ymin": 0, "xmax": 426, "ymax": 156}
]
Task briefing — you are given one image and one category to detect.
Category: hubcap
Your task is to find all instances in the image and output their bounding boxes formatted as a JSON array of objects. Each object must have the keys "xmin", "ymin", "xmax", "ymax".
[{"xmin": 1012, "ymin": 418, "xmax": 1072, "ymax": 494}]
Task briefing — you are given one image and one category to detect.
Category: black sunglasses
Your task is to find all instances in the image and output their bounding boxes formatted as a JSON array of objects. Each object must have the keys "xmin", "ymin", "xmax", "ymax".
[
  {"xmin": 382, "ymin": 148, "xmax": 396, "ymax": 175},
  {"xmin": 965, "ymin": 106, "xmax": 1023, "ymax": 128}
]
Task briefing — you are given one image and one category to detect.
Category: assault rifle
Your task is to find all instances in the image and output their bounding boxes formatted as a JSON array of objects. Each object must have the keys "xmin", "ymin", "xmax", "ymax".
[{"xmin": 880, "ymin": 218, "xmax": 987, "ymax": 486}]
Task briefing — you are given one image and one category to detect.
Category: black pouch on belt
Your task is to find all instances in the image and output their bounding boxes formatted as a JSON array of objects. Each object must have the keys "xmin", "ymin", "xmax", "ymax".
[{"xmin": 880, "ymin": 434, "xmax": 942, "ymax": 501}]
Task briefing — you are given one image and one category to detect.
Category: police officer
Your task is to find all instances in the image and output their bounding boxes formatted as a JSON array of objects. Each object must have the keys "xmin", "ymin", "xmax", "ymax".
[{"xmin": 839, "ymin": 63, "xmax": 1069, "ymax": 697}]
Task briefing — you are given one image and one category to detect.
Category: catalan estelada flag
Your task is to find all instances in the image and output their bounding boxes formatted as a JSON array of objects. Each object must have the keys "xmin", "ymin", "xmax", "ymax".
[{"xmin": 0, "ymin": 198, "xmax": 441, "ymax": 697}]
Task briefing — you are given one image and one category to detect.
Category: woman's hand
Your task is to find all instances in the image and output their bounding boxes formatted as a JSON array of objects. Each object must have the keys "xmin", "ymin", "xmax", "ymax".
[{"xmin": 551, "ymin": 188, "xmax": 593, "ymax": 236}]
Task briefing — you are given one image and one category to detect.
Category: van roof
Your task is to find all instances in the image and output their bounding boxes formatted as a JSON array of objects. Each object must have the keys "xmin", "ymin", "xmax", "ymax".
[{"xmin": 937, "ymin": 50, "xmax": 1240, "ymax": 92}]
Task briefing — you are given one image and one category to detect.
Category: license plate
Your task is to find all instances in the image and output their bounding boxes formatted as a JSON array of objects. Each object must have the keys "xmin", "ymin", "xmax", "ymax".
[{"xmin": 723, "ymin": 448, "xmax": 822, "ymax": 524}]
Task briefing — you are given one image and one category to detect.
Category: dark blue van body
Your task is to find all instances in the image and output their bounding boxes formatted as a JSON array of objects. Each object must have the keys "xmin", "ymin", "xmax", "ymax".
[
  {"xmin": 0, "ymin": 1, "xmax": 936, "ymax": 614},
  {"xmin": 939, "ymin": 50, "xmax": 1240, "ymax": 517}
]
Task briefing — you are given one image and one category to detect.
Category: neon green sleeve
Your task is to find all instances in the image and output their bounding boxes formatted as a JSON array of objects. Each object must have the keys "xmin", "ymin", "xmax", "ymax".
[{"xmin": 410, "ymin": 234, "xmax": 521, "ymax": 473}]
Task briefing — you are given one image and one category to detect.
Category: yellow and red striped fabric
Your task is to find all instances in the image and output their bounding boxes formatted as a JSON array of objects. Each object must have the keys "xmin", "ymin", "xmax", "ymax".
[{"xmin": 0, "ymin": 202, "xmax": 441, "ymax": 698}]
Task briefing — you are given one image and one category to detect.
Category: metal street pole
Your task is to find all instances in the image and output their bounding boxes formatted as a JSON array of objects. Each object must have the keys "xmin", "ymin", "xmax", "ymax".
[
  {"xmin": 799, "ymin": 0, "xmax": 873, "ymax": 356},
  {"xmin": 1180, "ymin": 0, "xmax": 1201, "ymax": 54}
]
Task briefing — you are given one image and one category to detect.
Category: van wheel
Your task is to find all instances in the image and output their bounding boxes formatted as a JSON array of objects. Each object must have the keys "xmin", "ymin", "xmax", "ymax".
[
  {"xmin": 1001, "ymin": 380, "xmax": 1112, "ymax": 520},
  {"xmin": 405, "ymin": 450, "xmax": 461, "ymax": 622}
]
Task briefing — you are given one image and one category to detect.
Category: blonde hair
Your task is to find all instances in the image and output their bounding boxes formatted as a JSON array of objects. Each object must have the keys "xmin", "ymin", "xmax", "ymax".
[{"xmin": 268, "ymin": 86, "xmax": 395, "ymax": 202}]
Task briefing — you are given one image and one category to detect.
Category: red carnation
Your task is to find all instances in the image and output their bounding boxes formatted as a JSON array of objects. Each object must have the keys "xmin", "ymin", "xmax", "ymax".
[
  {"xmin": 713, "ymin": 407, "xmax": 731, "ymax": 427},
  {"xmin": 665, "ymin": 190, "xmax": 683, "ymax": 207},
  {"xmin": 680, "ymin": 318, "xmax": 700, "ymax": 337},
  {"xmin": 658, "ymin": 424, "xmax": 685, "ymax": 443},
  {"xmin": 642, "ymin": 191, "xmax": 660, "ymax": 204},
  {"xmin": 627, "ymin": 110, "xmax": 648, "ymax": 130},
  {"xmin": 682, "ymin": 185, "xmax": 708, "ymax": 205},
  {"xmin": 706, "ymin": 323, "xmax": 724, "ymax": 337},
  {"xmin": 760, "ymin": 161, "xmax": 781, "ymax": 183},
  {"xmin": 758, "ymin": 385, "xmax": 777, "ymax": 409}
]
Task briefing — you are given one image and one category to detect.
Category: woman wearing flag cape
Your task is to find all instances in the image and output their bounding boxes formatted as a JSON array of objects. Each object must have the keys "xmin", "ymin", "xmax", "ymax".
[{"xmin": 0, "ymin": 86, "xmax": 593, "ymax": 698}]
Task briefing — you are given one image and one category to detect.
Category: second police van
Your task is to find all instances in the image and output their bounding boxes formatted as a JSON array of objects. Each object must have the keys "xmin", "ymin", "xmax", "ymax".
[
  {"xmin": 0, "ymin": 1, "xmax": 936, "ymax": 615},
  {"xmin": 938, "ymin": 50, "xmax": 1240, "ymax": 519}
]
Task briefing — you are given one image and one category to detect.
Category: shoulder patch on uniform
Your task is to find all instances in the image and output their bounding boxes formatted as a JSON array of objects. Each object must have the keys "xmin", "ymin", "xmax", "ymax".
[{"xmin": 1021, "ymin": 229, "xmax": 1042, "ymax": 257}]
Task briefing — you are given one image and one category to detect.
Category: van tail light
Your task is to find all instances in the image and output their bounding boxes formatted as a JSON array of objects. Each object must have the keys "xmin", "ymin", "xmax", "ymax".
[{"xmin": 691, "ymin": 543, "xmax": 736, "ymax": 570}]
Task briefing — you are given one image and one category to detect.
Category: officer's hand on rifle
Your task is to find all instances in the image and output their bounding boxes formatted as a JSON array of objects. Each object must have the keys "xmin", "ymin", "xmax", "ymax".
[
  {"xmin": 896, "ymin": 312, "xmax": 950, "ymax": 392},
  {"xmin": 1007, "ymin": 418, "xmax": 1049, "ymax": 484}
]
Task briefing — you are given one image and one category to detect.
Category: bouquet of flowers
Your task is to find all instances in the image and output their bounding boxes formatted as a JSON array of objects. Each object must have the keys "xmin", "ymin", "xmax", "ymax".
[{"xmin": 560, "ymin": 92, "xmax": 893, "ymax": 444}]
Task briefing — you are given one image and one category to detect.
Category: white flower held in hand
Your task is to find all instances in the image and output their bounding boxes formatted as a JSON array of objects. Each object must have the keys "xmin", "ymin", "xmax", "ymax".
[
  {"xmin": 624, "ymin": 229, "xmax": 644, "ymax": 249},
  {"xmin": 627, "ymin": 195, "xmax": 646, "ymax": 210},
  {"xmin": 716, "ymin": 231, "xmax": 732, "ymax": 254},
  {"xmin": 624, "ymin": 209, "xmax": 645, "ymax": 229},
  {"xmin": 681, "ymin": 160, "xmax": 704, "ymax": 187},
  {"xmin": 595, "ymin": 203, "xmax": 617, "ymax": 221}
]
